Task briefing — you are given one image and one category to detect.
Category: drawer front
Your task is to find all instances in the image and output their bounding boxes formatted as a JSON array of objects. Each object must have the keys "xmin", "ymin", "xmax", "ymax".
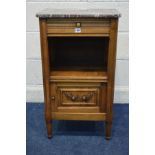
[
  {"xmin": 50, "ymin": 83, "xmax": 107, "ymax": 113},
  {"xmin": 47, "ymin": 19, "xmax": 111, "ymax": 35}
]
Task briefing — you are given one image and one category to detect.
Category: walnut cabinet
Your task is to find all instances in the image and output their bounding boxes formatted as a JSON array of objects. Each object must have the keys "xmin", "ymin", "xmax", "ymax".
[{"xmin": 36, "ymin": 9, "xmax": 120, "ymax": 139}]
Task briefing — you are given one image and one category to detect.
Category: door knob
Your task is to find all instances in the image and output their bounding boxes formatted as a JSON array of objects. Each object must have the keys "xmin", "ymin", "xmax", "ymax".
[{"xmin": 51, "ymin": 96, "xmax": 55, "ymax": 100}]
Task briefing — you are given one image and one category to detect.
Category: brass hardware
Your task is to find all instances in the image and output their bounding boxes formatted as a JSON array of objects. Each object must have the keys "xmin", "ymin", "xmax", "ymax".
[
  {"xmin": 64, "ymin": 92, "xmax": 93, "ymax": 102},
  {"xmin": 51, "ymin": 96, "xmax": 55, "ymax": 100},
  {"xmin": 76, "ymin": 22, "xmax": 81, "ymax": 28}
]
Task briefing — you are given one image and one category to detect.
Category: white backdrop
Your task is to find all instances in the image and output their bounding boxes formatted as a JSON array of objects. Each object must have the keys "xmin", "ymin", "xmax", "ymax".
[{"xmin": 26, "ymin": 0, "xmax": 129, "ymax": 103}]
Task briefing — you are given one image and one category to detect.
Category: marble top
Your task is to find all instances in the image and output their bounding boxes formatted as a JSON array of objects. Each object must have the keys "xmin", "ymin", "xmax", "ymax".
[{"xmin": 36, "ymin": 9, "xmax": 121, "ymax": 18}]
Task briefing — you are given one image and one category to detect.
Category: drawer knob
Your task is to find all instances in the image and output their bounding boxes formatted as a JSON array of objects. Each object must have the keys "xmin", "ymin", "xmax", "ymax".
[{"xmin": 51, "ymin": 96, "xmax": 55, "ymax": 100}]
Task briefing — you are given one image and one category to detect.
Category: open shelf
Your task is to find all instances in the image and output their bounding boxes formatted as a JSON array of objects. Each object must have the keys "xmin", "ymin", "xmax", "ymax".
[{"xmin": 48, "ymin": 36, "xmax": 109, "ymax": 72}]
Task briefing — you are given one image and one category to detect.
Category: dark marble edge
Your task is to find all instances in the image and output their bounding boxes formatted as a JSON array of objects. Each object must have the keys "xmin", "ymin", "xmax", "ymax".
[
  {"xmin": 36, "ymin": 9, "xmax": 121, "ymax": 18},
  {"xmin": 36, "ymin": 14, "xmax": 121, "ymax": 18}
]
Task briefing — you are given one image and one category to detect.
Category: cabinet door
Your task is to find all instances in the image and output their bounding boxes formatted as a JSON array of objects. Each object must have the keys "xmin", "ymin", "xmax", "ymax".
[{"xmin": 50, "ymin": 82, "xmax": 107, "ymax": 113}]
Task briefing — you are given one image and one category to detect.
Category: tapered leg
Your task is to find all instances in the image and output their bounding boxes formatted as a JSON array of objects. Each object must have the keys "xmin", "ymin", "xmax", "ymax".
[
  {"xmin": 46, "ymin": 120, "xmax": 52, "ymax": 139},
  {"xmin": 105, "ymin": 121, "xmax": 112, "ymax": 140}
]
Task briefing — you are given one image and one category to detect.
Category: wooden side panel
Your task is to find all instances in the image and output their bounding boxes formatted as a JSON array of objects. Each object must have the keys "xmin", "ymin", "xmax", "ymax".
[
  {"xmin": 39, "ymin": 19, "xmax": 51, "ymax": 121},
  {"xmin": 106, "ymin": 18, "xmax": 118, "ymax": 138},
  {"xmin": 107, "ymin": 19, "xmax": 118, "ymax": 117}
]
